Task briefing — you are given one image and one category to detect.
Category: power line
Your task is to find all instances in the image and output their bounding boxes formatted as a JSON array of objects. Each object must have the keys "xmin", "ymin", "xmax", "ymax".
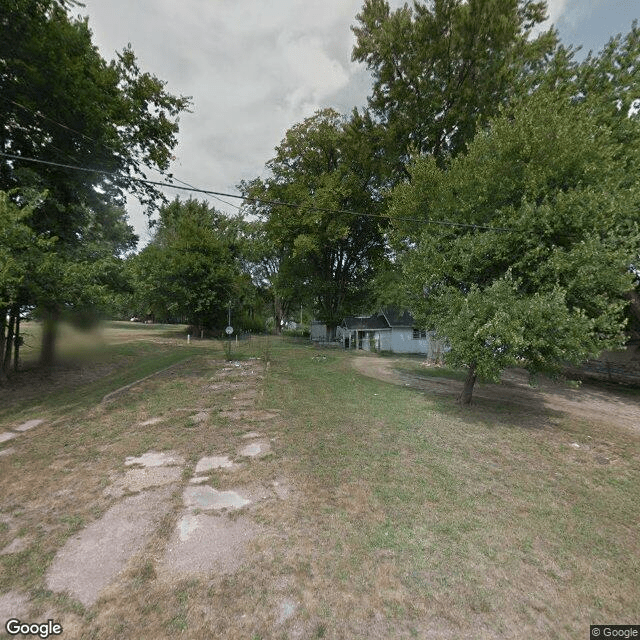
[
  {"xmin": 0, "ymin": 98, "xmax": 513, "ymax": 230},
  {"xmin": 0, "ymin": 96, "xmax": 105, "ymax": 149},
  {"xmin": 0, "ymin": 151, "xmax": 517, "ymax": 232},
  {"xmin": 2, "ymin": 96, "xmax": 245, "ymax": 214},
  {"xmin": 167, "ymin": 174, "xmax": 243, "ymax": 213}
]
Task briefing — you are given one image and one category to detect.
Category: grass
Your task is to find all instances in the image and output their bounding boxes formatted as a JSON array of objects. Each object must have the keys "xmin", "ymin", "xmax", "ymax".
[
  {"xmin": 394, "ymin": 359, "xmax": 469, "ymax": 382},
  {"xmin": 0, "ymin": 329, "xmax": 638, "ymax": 639}
]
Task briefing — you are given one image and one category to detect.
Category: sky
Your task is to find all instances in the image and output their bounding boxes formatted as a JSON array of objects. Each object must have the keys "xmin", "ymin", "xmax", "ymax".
[{"xmin": 80, "ymin": 0, "xmax": 639, "ymax": 247}]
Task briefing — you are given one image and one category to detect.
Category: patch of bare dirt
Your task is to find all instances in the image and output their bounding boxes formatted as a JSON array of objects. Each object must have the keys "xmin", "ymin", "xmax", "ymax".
[{"xmin": 352, "ymin": 356, "xmax": 640, "ymax": 434}]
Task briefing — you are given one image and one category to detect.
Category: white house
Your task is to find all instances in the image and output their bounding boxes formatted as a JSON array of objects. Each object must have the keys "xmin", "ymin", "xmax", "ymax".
[{"xmin": 336, "ymin": 308, "xmax": 447, "ymax": 358}]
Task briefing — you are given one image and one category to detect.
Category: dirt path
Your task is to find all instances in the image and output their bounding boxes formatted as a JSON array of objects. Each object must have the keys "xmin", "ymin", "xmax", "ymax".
[{"xmin": 352, "ymin": 355, "xmax": 640, "ymax": 435}]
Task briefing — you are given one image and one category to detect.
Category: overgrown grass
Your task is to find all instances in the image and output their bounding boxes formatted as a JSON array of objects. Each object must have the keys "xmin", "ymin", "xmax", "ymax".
[{"xmin": 0, "ymin": 333, "xmax": 637, "ymax": 639}]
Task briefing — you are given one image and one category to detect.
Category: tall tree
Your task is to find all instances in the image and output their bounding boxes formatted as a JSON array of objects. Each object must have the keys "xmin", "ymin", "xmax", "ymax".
[
  {"xmin": 391, "ymin": 87, "xmax": 639, "ymax": 404},
  {"xmin": 237, "ymin": 219, "xmax": 303, "ymax": 334},
  {"xmin": 351, "ymin": 0, "xmax": 557, "ymax": 172},
  {"xmin": 131, "ymin": 199, "xmax": 252, "ymax": 332},
  {"xmin": 241, "ymin": 108, "xmax": 388, "ymax": 330},
  {"xmin": 0, "ymin": 0, "xmax": 190, "ymax": 365}
]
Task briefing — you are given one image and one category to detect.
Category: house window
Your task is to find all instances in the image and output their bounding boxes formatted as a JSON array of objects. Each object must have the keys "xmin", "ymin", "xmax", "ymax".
[{"xmin": 412, "ymin": 329, "xmax": 427, "ymax": 339}]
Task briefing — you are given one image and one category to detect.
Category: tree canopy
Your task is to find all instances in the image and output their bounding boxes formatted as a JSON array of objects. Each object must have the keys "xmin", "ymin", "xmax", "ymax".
[
  {"xmin": 0, "ymin": 0, "xmax": 190, "ymax": 367},
  {"xmin": 391, "ymin": 86, "xmax": 639, "ymax": 403},
  {"xmin": 352, "ymin": 0, "xmax": 557, "ymax": 172},
  {"xmin": 130, "ymin": 199, "xmax": 256, "ymax": 332},
  {"xmin": 241, "ymin": 108, "xmax": 389, "ymax": 329}
]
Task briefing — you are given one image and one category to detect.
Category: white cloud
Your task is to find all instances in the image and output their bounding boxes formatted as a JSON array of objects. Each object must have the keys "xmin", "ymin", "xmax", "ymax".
[
  {"xmin": 545, "ymin": 0, "xmax": 571, "ymax": 24},
  {"xmin": 81, "ymin": 0, "xmax": 373, "ymax": 242}
]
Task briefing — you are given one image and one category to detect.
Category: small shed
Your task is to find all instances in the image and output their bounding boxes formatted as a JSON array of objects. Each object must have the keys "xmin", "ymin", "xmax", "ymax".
[{"xmin": 310, "ymin": 321, "xmax": 336, "ymax": 343}]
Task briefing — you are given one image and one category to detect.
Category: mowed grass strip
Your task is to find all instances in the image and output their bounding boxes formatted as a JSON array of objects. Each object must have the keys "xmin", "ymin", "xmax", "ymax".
[{"xmin": 0, "ymin": 322, "xmax": 202, "ymax": 422}]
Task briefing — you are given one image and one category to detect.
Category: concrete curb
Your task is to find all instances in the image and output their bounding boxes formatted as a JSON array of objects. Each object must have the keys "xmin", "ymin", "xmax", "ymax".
[{"xmin": 101, "ymin": 357, "xmax": 192, "ymax": 404}]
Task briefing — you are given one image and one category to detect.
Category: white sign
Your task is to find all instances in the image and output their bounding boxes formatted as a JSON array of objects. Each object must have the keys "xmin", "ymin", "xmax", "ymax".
[{"xmin": 225, "ymin": 326, "xmax": 234, "ymax": 335}]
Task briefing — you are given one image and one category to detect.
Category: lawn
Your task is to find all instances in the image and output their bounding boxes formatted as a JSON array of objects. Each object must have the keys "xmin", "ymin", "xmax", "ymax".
[{"xmin": 0, "ymin": 327, "xmax": 638, "ymax": 639}]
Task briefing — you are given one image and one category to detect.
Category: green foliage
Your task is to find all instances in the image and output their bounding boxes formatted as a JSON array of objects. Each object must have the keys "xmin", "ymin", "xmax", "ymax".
[
  {"xmin": 0, "ymin": 0, "xmax": 191, "ymax": 212},
  {"xmin": 392, "ymin": 87, "xmax": 639, "ymax": 396},
  {"xmin": 0, "ymin": 191, "xmax": 55, "ymax": 310},
  {"xmin": 0, "ymin": 0, "xmax": 189, "ymax": 364},
  {"xmin": 130, "ymin": 199, "xmax": 255, "ymax": 330},
  {"xmin": 351, "ymin": 0, "xmax": 557, "ymax": 169},
  {"xmin": 241, "ymin": 108, "xmax": 388, "ymax": 327}
]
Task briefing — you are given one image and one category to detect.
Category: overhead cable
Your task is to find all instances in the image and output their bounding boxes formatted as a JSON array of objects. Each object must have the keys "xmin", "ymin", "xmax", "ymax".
[{"xmin": 0, "ymin": 152, "xmax": 516, "ymax": 232}]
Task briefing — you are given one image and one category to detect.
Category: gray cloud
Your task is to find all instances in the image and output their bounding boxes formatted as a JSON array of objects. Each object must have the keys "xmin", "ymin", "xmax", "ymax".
[
  {"xmin": 82, "ymin": 0, "xmax": 633, "ymax": 247},
  {"xmin": 83, "ymin": 0, "xmax": 375, "ymax": 243}
]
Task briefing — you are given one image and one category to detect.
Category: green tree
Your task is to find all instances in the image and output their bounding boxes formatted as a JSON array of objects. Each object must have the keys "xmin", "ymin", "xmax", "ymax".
[
  {"xmin": 0, "ymin": 0, "xmax": 190, "ymax": 365},
  {"xmin": 131, "ymin": 199, "xmax": 252, "ymax": 333},
  {"xmin": 391, "ymin": 88, "xmax": 639, "ymax": 404},
  {"xmin": 241, "ymin": 108, "xmax": 388, "ymax": 331},
  {"xmin": 351, "ymin": 0, "xmax": 557, "ymax": 172},
  {"xmin": 236, "ymin": 219, "xmax": 303, "ymax": 334},
  {"xmin": 0, "ymin": 190, "xmax": 56, "ymax": 379}
]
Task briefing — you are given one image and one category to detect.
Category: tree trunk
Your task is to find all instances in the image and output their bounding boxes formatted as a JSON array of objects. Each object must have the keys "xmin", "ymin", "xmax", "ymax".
[
  {"xmin": 2, "ymin": 310, "xmax": 16, "ymax": 375},
  {"xmin": 0, "ymin": 307, "xmax": 7, "ymax": 383},
  {"xmin": 273, "ymin": 294, "xmax": 283, "ymax": 335},
  {"xmin": 458, "ymin": 362, "xmax": 477, "ymax": 406},
  {"xmin": 13, "ymin": 313, "xmax": 20, "ymax": 372},
  {"xmin": 40, "ymin": 308, "xmax": 59, "ymax": 369}
]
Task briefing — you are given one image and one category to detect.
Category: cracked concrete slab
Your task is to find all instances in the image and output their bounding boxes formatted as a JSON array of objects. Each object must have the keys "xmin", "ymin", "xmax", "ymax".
[
  {"xmin": 0, "ymin": 447, "xmax": 16, "ymax": 457},
  {"xmin": 272, "ymin": 479, "xmax": 292, "ymax": 500},
  {"xmin": 14, "ymin": 419, "xmax": 45, "ymax": 432},
  {"xmin": 104, "ymin": 466, "xmax": 183, "ymax": 498},
  {"xmin": 220, "ymin": 410, "xmax": 278, "ymax": 421},
  {"xmin": 238, "ymin": 441, "xmax": 271, "ymax": 458},
  {"xmin": 139, "ymin": 417, "xmax": 163, "ymax": 426},
  {"xmin": 0, "ymin": 537, "xmax": 29, "ymax": 555},
  {"xmin": 277, "ymin": 598, "xmax": 298, "ymax": 624},
  {"xmin": 124, "ymin": 451, "xmax": 184, "ymax": 468},
  {"xmin": 0, "ymin": 590, "xmax": 29, "ymax": 623},
  {"xmin": 46, "ymin": 486, "xmax": 174, "ymax": 607},
  {"xmin": 194, "ymin": 456, "xmax": 236, "ymax": 473},
  {"xmin": 183, "ymin": 486, "xmax": 250, "ymax": 510},
  {"xmin": 161, "ymin": 513, "xmax": 261, "ymax": 576},
  {"xmin": 0, "ymin": 432, "xmax": 18, "ymax": 443}
]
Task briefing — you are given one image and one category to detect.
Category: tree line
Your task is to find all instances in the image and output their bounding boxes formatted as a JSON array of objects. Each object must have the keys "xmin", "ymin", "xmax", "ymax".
[{"xmin": 1, "ymin": 0, "xmax": 638, "ymax": 403}]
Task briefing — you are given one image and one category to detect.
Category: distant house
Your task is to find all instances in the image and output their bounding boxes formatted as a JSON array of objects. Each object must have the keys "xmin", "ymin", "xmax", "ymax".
[{"xmin": 333, "ymin": 308, "xmax": 446, "ymax": 358}]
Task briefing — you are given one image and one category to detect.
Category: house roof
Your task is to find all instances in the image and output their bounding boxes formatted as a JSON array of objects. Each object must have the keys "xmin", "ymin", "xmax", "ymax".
[
  {"xmin": 342, "ymin": 315, "xmax": 389, "ymax": 330},
  {"xmin": 380, "ymin": 307, "xmax": 415, "ymax": 327}
]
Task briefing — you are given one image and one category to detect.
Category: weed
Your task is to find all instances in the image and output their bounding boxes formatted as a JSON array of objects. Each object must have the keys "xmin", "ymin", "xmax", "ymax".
[{"xmin": 168, "ymin": 613, "xmax": 187, "ymax": 632}]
